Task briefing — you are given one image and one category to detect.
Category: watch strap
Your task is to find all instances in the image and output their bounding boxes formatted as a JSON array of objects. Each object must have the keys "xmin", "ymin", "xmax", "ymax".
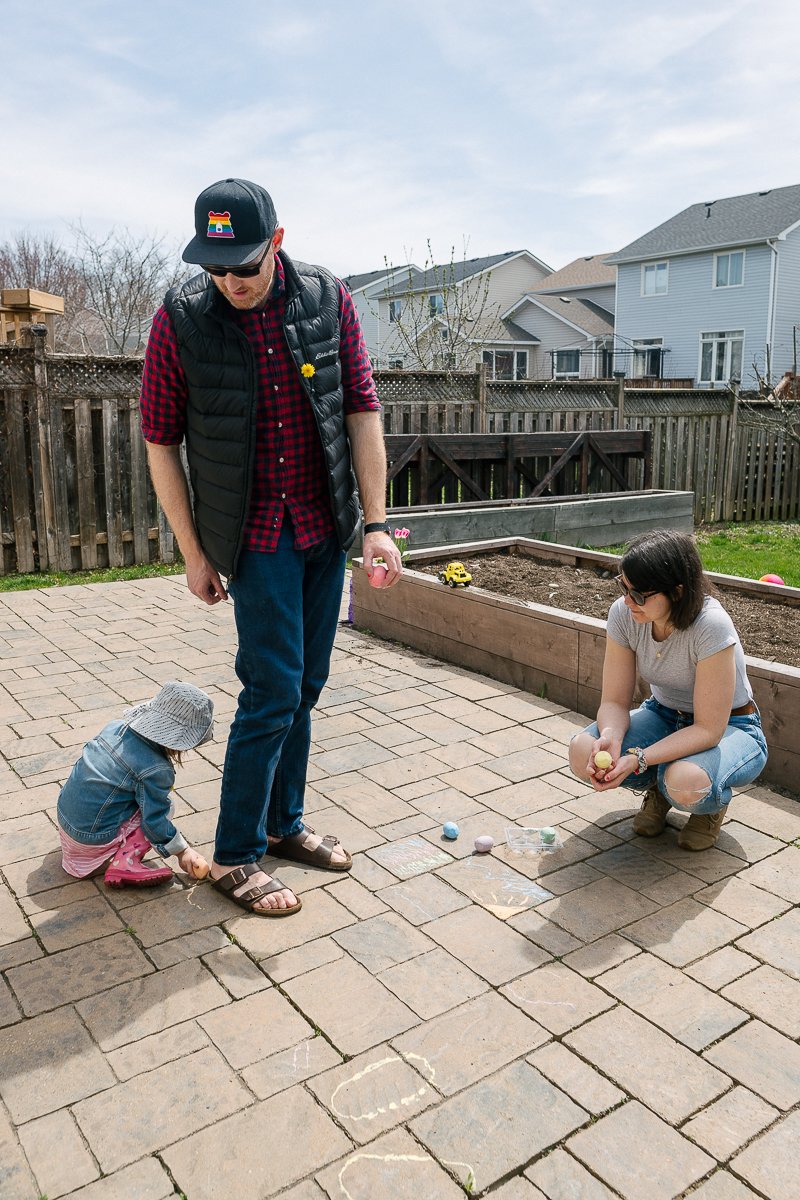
[{"xmin": 364, "ymin": 521, "xmax": 390, "ymax": 535}]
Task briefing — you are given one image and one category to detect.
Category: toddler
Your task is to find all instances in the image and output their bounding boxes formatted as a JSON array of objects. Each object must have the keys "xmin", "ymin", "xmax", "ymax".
[{"xmin": 57, "ymin": 681, "xmax": 214, "ymax": 887}]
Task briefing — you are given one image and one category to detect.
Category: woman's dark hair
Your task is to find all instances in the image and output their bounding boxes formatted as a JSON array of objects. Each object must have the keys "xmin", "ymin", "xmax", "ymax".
[
  {"xmin": 162, "ymin": 745, "xmax": 184, "ymax": 767},
  {"xmin": 620, "ymin": 529, "xmax": 707, "ymax": 629}
]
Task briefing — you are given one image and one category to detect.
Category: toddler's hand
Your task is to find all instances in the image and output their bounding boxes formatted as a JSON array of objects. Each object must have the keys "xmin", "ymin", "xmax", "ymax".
[{"xmin": 177, "ymin": 848, "xmax": 210, "ymax": 879}]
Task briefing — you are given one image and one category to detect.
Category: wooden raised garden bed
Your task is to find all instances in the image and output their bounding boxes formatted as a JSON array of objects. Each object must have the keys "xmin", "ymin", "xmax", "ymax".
[{"xmin": 352, "ymin": 537, "xmax": 800, "ymax": 794}]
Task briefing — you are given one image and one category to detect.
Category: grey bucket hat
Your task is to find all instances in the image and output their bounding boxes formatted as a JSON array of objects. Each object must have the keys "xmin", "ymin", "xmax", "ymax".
[{"xmin": 125, "ymin": 682, "xmax": 214, "ymax": 751}]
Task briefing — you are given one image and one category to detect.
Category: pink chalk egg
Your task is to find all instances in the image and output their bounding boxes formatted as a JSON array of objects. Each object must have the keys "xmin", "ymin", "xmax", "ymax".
[
  {"xmin": 369, "ymin": 564, "xmax": 388, "ymax": 588},
  {"xmin": 474, "ymin": 835, "xmax": 494, "ymax": 854},
  {"xmin": 759, "ymin": 574, "xmax": 785, "ymax": 586}
]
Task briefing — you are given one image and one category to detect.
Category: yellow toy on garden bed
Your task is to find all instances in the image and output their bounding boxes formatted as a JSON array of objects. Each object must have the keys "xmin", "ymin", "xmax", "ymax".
[{"xmin": 439, "ymin": 561, "xmax": 472, "ymax": 587}]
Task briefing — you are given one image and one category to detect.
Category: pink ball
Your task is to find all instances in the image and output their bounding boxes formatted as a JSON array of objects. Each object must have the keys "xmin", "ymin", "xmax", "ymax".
[
  {"xmin": 759, "ymin": 574, "xmax": 785, "ymax": 586},
  {"xmin": 369, "ymin": 564, "xmax": 388, "ymax": 588}
]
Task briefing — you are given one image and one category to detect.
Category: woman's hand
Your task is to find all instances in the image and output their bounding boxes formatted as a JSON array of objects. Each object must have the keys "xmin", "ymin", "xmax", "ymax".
[
  {"xmin": 587, "ymin": 734, "xmax": 623, "ymax": 789},
  {"xmin": 177, "ymin": 847, "xmax": 210, "ymax": 879},
  {"xmin": 592, "ymin": 752, "xmax": 639, "ymax": 791}
]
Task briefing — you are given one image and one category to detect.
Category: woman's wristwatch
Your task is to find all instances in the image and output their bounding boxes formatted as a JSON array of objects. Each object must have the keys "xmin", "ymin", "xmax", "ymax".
[{"xmin": 629, "ymin": 747, "xmax": 648, "ymax": 775}]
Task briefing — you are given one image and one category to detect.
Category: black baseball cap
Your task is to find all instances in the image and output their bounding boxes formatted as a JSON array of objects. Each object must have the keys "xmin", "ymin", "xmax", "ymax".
[{"xmin": 182, "ymin": 178, "xmax": 278, "ymax": 267}]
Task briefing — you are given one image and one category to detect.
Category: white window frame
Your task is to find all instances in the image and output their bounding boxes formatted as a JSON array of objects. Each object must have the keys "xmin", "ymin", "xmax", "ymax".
[
  {"xmin": 698, "ymin": 329, "xmax": 744, "ymax": 386},
  {"xmin": 631, "ymin": 338, "xmax": 663, "ymax": 378},
  {"xmin": 641, "ymin": 261, "xmax": 669, "ymax": 297},
  {"xmin": 388, "ymin": 299, "xmax": 403, "ymax": 322},
  {"xmin": 428, "ymin": 293, "xmax": 444, "ymax": 316},
  {"xmin": 387, "ymin": 356, "xmax": 405, "ymax": 370},
  {"xmin": 712, "ymin": 250, "xmax": 745, "ymax": 289},
  {"xmin": 482, "ymin": 348, "xmax": 528, "ymax": 380},
  {"xmin": 553, "ymin": 349, "xmax": 580, "ymax": 380}
]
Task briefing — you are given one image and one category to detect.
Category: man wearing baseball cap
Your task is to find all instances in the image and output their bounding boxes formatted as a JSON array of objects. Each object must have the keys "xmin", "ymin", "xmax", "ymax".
[{"xmin": 140, "ymin": 178, "xmax": 401, "ymax": 915}]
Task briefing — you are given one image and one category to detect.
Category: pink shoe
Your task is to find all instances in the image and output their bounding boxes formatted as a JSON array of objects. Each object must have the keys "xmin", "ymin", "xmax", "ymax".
[{"xmin": 104, "ymin": 828, "xmax": 173, "ymax": 888}]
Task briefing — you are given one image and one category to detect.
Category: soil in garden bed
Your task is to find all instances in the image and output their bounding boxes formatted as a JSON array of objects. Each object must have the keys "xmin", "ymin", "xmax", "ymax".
[{"xmin": 416, "ymin": 553, "xmax": 800, "ymax": 667}]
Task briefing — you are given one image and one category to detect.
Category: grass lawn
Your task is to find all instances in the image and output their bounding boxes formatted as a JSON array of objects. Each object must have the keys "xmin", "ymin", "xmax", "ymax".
[
  {"xmin": 0, "ymin": 561, "xmax": 185, "ymax": 593},
  {"xmin": 602, "ymin": 521, "xmax": 799, "ymax": 587}
]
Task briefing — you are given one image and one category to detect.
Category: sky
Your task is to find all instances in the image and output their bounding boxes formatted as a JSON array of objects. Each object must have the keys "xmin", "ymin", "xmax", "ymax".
[{"xmin": 3, "ymin": 0, "xmax": 800, "ymax": 278}]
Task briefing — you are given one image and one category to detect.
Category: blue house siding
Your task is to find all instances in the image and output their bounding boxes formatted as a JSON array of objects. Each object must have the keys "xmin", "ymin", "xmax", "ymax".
[
  {"xmin": 774, "ymin": 226, "xmax": 800, "ymax": 378},
  {"xmin": 614, "ymin": 246, "xmax": 772, "ymax": 386}
]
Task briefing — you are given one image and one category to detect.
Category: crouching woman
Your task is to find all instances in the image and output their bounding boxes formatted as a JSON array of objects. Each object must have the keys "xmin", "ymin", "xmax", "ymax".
[{"xmin": 569, "ymin": 530, "xmax": 767, "ymax": 851}]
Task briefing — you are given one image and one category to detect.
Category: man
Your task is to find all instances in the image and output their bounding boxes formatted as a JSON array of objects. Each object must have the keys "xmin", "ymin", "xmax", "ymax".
[{"xmin": 141, "ymin": 177, "xmax": 401, "ymax": 915}]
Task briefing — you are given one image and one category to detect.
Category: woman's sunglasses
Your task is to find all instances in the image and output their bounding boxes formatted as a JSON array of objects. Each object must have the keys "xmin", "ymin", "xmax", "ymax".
[
  {"xmin": 615, "ymin": 574, "xmax": 659, "ymax": 606},
  {"xmin": 202, "ymin": 243, "xmax": 272, "ymax": 279}
]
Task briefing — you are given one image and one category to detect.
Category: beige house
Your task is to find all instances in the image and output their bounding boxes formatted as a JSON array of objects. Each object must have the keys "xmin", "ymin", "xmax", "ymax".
[
  {"xmin": 346, "ymin": 250, "xmax": 554, "ymax": 377},
  {"xmin": 501, "ymin": 254, "xmax": 617, "ymax": 379}
]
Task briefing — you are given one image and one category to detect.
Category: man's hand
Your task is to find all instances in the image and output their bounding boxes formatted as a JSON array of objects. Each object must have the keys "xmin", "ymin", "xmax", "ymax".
[
  {"xmin": 364, "ymin": 531, "xmax": 402, "ymax": 588},
  {"xmin": 184, "ymin": 553, "xmax": 228, "ymax": 605}
]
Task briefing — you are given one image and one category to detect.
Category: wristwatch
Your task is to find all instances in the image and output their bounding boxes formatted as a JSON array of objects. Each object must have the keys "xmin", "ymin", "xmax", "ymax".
[
  {"xmin": 363, "ymin": 521, "xmax": 390, "ymax": 535},
  {"xmin": 629, "ymin": 746, "xmax": 648, "ymax": 775}
]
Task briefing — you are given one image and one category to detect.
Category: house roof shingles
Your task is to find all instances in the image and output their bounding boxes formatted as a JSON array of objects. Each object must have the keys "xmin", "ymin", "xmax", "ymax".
[
  {"xmin": 534, "ymin": 254, "xmax": 617, "ymax": 292},
  {"xmin": 607, "ymin": 183, "xmax": 800, "ymax": 264},
  {"xmin": 382, "ymin": 249, "xmax": 551, "ymax": 297}
]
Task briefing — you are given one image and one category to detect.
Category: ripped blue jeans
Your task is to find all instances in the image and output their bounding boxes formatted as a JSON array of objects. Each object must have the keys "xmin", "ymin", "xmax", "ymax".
[{"xmin": 577, "ymin": 697, "xmax": 768, "ymax": 813}]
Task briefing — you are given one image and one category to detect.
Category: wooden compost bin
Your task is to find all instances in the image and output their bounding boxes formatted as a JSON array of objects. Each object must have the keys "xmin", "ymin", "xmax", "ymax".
[{"xmin": 352, "ymin": 537, "xmax": 800, "ymax": 794}]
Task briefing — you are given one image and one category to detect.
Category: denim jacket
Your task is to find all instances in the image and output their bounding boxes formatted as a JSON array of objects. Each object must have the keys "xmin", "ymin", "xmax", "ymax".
[{"xmin": 57, "ymin": 719, "xmax": 188, "ymax": 857}]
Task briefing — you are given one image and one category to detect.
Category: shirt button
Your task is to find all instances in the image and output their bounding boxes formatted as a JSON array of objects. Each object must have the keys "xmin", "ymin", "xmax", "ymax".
[
  {"xmin": 267, "ymin": 348, "xmax": 274, "ymax": 355},
  {"xmin": 277, "ymin": 421, "xmax": 282, "ymax": 428},
  {"xmin": 281, "ymin": 492, "xmax": 286, "ymax": 499},
  {"xmin": 279, "ymin": 456, "xmax": 284, "ymax": 463},
  {"xmin": 273, "ymin": 385, "xmax": 279, "ymax": 392}
]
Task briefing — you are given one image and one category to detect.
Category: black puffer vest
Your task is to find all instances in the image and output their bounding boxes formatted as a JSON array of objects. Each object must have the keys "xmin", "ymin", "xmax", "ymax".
[{"xmin": 163, "ymin": 251, "xmax": 360, "ymax": 577}]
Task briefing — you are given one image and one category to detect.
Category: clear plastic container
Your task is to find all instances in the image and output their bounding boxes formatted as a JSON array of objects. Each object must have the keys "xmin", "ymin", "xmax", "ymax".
[{"xmin": 505, "ymin": 826, "xmax": 563, "ymax": 855}]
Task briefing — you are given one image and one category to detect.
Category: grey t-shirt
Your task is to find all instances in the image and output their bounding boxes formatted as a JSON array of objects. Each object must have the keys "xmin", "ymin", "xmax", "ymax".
[{"xmin": 606, "ymin": 595, "xmax": 752, "ymax": 712}]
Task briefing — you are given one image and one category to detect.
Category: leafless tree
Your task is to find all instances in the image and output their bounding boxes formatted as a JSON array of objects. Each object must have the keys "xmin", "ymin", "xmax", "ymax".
[
  {"xmin": 0, "ymin": 233, "xmax": 87, "ymax": 350},
  {"xmin": 71, "ymin": 224, "xmax": 189, "ymax": 355},
  {"xmin": 378, "ymin": 240, "xmax": 495, "ymax": 370}
]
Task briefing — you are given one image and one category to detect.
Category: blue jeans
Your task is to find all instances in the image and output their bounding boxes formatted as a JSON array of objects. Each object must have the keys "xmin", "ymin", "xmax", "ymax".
[
  {"xmin": 578, "ymin": 697, "xmax": 768, "ymax": 814},
  {"xmin": 215, "ymin": 525, "xmax": 345, "ymax": 864}
]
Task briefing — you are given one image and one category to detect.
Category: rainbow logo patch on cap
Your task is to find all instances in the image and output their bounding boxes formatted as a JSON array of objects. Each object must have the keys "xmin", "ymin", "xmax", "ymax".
[{"xmin": 207, "ymin": 210, "xmax": 234, "ymax": 238}]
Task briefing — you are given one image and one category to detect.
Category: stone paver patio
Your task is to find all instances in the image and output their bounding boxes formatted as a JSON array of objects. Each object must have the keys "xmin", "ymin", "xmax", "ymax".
[{"xmin": 1, "ymin": 572, "xmax": 799, "ymax": 1199}]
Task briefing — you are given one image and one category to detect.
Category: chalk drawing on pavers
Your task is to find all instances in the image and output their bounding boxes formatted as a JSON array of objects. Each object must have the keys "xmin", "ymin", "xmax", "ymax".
[
  {"xmin": 453, "ymin": 856, "xmax": 553, "ymax": 919},
  {"xmin": 330, "ymin": 1051, "xmax": 435, "ymax": 1123},
  {"xmin": 337, "ymin": 1151, "xmax": 476, "ymax": 1200},
  {"xmin": 370, "ymin": 836, "xmax": 452, "ymax": 879}
]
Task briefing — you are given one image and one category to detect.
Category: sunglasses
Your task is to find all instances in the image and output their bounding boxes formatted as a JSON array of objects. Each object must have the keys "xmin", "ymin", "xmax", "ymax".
[
  {"xmin": 202, "ymin": 242, "xmax": 272, "ymax": 278},
  {"xmin": 615, "ymin": 574, "xmax": 659, "ymax": 606}
]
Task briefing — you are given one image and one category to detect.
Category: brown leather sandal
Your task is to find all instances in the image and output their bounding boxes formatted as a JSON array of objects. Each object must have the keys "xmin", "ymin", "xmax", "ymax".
[
  {"xmin": 269, "ymin": 825, "xmax": 353, "ymax": 872},
  {"xmin": 211, "ymin": 863, "xmax": 302, "ymax": 916}
]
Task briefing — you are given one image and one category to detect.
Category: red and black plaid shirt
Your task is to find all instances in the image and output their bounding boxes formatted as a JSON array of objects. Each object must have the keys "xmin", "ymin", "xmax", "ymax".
[{"xmin": 140, "ymin": 256, "xmax": 379, "ymax": 552}]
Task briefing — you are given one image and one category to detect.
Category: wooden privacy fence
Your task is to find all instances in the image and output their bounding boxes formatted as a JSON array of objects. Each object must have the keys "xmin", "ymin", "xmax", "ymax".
[
  {"xmin": 386, "ymin": 430, "xmax": 650, "ymax": 508},
  {"xmin": 1, "ymin": 345, "xmax": 798, "ymax": 574},
  {"xmin": 0, "ymin": 334, "xmax": 169, "ymax": 575}
]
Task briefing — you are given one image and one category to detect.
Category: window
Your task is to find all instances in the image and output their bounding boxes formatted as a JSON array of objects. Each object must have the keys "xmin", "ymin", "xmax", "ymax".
[
  {"xmin": 600, "ymin": 347, "xmax": 614, "ymax": 378},
  {"xmin": 428, "ymin": 293, "xmax": 444, "ymax": 316},
  {"xmin": 387, "ymin": 356, "xmax": 404, "ymax": 369},
  {"xmin": 553, "ymin": 349, "xmax": 580, "ymax": 379},
  {"xmin": 642, "ymin": 262, "xmax": 668, "ymax": 296},
  {"xmin": 714, "ymin": 251, "xmax": 744, "ymax": 288},
  {"xmin": 482, "ymin": 349, "xmax": 528, "ymax": 380},
  {"xmin": 699, "ymin": 330, "xmax": 743, "ymax": 384},
  {"xmin": 632, "ymin": 339, "xmax": 663, "ymax": 378},
  {"xmin": 388, "ymin": 299, "xmax": 403, "ymax": 322}
]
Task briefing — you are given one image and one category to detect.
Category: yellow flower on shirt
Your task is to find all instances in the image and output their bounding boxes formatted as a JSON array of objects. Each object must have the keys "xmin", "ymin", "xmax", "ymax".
[{"xmin": 300, "ymin": 362, "xmax": 316, "ymax": 378}]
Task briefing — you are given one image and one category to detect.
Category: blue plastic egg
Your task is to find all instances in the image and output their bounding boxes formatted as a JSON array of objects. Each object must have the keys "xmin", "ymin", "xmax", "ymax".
[{"xmin": 442, "ymin": 821, "xmax": 460, "ymax": 840}]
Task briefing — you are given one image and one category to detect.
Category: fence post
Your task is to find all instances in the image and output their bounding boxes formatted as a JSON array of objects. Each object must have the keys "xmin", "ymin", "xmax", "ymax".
[
  {"xmin": 613, "ymin": 371, "xmax": 625, "ymax": 428},
  {"xmin": 29, "ymin": 325, "xmax": 72, "ymax": 570},
  {"xmin": 721, "ymin": 381, "xmax": 740, "ymax": 522},
  {"xmin": 476, "ymin": 361, "xmax": 488, "ymax": 433}
]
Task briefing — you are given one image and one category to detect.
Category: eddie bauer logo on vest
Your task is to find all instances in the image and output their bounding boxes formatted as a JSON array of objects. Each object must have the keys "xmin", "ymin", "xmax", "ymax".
[
  {"xmin": 207, "ymin": 211, "xmax": 235, "ymax": 238},
  {"xmin": 314, "ymin": 352, "xmax": 338, "ymax": 367}
]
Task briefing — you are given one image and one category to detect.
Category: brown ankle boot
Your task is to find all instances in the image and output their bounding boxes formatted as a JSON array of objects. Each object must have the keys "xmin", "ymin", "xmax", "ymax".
[
  {"xmin": 678, "ymin": 809, "xmax": 726, "ymax": 851},
  {"xmin": 632, "ymin": 787, "xmax": 670, "ymax": 837}
]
